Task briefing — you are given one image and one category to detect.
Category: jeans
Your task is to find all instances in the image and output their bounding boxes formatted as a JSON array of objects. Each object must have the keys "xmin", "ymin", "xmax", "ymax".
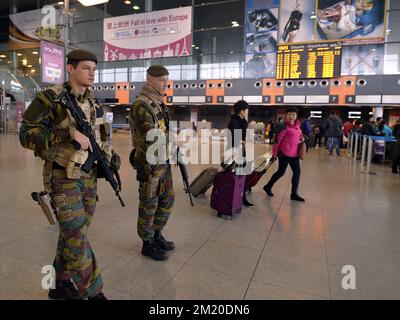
[
  {"xmin": 264, "ymin": 156, "xmax": 301, "ymax": 195},
  {"xmin": 314, "ymin": 135, "xmax": 322, "ymax": 147},
  {"xmin": 393, "ymin": 158, "xmax": 400, "ymax": 173},
  {"xmin": 327, "ymin": 137, "xmax": 340, "ymax": 155}
]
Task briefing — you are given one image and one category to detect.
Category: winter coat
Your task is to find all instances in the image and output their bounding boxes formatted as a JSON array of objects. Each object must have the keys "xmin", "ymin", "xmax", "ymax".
[
  {"xmin": 324, "ymin": 114, "xmax": 343, "ymax": 138},
  {"xmin": 273, "ymin": 120, "xmax": 302, "ymax": 158}
]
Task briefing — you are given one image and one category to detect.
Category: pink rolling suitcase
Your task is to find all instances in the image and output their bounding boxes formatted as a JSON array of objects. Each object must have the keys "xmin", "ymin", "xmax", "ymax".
[
  {"xmin": 210, "ymin": 171, "xmax": 246, "ymax": 218},
  {"xmin": 245, "ymin": 160, "xmax": 274, "ymax": 192}
]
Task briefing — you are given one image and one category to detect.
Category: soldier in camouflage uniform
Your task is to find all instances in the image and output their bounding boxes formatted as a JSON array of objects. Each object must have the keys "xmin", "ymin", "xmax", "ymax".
[
  {"xmin": 129, "ymin": 65, "xmax": 175, "ymax": 261},
  {"xmin": 19, "ymin": 50, "xmax": 116, "ymax": 300}
]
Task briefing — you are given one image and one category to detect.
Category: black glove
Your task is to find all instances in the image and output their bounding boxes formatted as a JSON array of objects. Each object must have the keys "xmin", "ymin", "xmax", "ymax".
[
  {"xmin": 110, "ymin": 150, "xmax": 121, "ymax": 172},
  {"xmin": 270, "ymin": 157, "xmax": 277, "ymax": 163}
]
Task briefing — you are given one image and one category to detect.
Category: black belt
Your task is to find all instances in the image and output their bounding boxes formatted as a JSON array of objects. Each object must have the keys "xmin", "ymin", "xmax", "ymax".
[
  {"xmin": 52, "ymin": 162, "xmax": 65, "ymax": 170},
  {"xmin": 53, "ymin": 161, "xmax": 97, "ymax": 171}
]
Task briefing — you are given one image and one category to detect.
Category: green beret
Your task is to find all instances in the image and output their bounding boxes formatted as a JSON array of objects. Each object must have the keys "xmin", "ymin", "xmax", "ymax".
[
  {"xmin": 66, "ymin": 49, "xmax": 98, "ymax": 64},
  {"xmin": 147, "ymin": 65, "xmax": 169, "ymax": 77}
]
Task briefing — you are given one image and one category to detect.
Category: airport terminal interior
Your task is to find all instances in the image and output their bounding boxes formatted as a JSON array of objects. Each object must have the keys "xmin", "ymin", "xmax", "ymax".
[{"xmin": 1, "ymin": 0, "xmax": 400, "ymax": 300}]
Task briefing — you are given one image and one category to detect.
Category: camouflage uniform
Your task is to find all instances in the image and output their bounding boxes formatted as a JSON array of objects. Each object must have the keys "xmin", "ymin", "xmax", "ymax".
[
  {"xmin": 19, "ymin": 83, "xmax": 112, "ymax": 299},
  {"xmin": 129, "ymin": 93, "xmax": 175, "ymax": 241}
]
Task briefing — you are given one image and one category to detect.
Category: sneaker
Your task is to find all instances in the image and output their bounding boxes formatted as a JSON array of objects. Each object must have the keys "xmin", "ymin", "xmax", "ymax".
[
  {"xmin": 142, "ymin": 239, "xmax": 169, "ymax": 260},
  {"xmin": 263, "ymin": 185, "xmax": 274, "ymax": 197},
  {"xmin": 154, "ymin": 232, "xmax": 175, "ymax": 251},
  {"xmin": 48, "ymin": 281, "xmax": 81, "ymax": 300},
  {"xmin": 88, "ymin": 292, "xmax": 107, "ymax": 300},
  {"xmin": 291, "ymin": 194, "xmax": 305, "ymax": 202}
]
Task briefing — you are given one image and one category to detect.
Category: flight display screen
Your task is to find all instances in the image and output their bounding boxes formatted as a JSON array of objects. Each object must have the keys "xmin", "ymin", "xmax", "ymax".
[{"xmin": 276, "ymin": 42, "xmax": 342, "ymax": 80}]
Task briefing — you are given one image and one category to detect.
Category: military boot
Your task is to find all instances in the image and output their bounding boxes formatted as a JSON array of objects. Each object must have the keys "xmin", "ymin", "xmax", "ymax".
[
  {"xmin": 154, "ymin": 230, "xmax": 175, "ymax": 251},
  {"xmin": 48, "ymin": 281, "xmax": 81, "ymax": 300},
  {"xmin": 141, "ymin": 239, "xmax": 168, "ymax": 261},
  {"xmin": 88, "ymin": 292, "xmax": 108, "ymax": 300}
]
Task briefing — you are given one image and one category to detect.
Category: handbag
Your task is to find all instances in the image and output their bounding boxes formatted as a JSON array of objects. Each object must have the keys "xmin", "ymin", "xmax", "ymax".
[{"xmin": 298, "ymin": 141, "xmax": 306, "ymax": 160}]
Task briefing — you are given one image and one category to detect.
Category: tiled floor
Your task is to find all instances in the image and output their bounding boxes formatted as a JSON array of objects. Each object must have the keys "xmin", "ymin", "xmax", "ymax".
[{"xmin": 1, "ymin": 133, "xmax": 400, "ymax": 300}]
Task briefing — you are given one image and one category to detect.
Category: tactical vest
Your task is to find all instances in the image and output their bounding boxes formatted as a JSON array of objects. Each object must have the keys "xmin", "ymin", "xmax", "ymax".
[
  {"xmin": 42, "ymin": 84, "xmax": 111, "ymax": 191},
  {"xmin": 130, "ymin": 95, "xmax": 170, "ymax": 163}
]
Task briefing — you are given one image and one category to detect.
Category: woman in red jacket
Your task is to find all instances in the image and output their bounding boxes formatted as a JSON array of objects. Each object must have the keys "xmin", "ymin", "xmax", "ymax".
[{"xmin": 263, "ymin": 107, "xmax": 305, "ymax": 202}]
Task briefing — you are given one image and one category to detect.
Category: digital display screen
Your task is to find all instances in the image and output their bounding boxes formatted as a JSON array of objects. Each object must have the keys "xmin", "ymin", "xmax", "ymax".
[{"xmin": 276, "ymin": 42, "xmax": 342, "ymax": 80}]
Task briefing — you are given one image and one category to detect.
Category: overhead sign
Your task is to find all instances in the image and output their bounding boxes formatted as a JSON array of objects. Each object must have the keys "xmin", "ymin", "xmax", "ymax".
[{"xmin": 103, "ymin": 6, "xmax": 192, "ymax": 61}]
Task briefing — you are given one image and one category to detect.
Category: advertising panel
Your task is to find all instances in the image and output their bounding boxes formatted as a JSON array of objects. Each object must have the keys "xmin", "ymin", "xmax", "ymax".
[
  {"xmin": 276, "ymin": 0, "xmax": 386, "ymax": 45},
  {"xmin": 316, "ymin": 0, "xmax": 386, "ymax": 45},
  {"xmin": 245, "ymin": 0, "xmax": 280, "ymax": 78},
  {"xmin": 341, "ymin": 43, "xmax": 384, "ymax": 75},
  {"xmin": 103, "ymin": 6, "xmax": 192, "ymax": 61},
  {"xmin": 9, "ymin": 8, "xmax": 64, "ymax": 50},
  {"xmin": 40, "ymin": 41, "xmax": 65, "ymax": 84},
  {"xmin": 279, "ymin": 0, "xmax": 317, "ymax": 44}
]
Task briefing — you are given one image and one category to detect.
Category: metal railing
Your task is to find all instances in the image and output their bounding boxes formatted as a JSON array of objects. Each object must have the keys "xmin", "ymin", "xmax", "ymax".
[{"xmin": 347, "ymin": 131, "xmax": 398, "ymax": 175}]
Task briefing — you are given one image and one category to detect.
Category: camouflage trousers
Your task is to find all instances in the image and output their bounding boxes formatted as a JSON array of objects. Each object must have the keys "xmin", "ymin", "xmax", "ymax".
[
  {"xmin": 138, "ymin": 164, "xmax": 175, "ymax": 241},
  {"xmin": 51, "ymin": 169, "xmax": 102, "ymax": 299}
]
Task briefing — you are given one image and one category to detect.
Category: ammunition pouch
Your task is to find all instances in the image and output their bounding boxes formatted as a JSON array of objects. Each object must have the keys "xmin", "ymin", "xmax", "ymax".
[
  {"xmin": 99, "ymin": 123, "xmax": 111, "ymax": 142},
  {"xmin": 130, "ymin": 148, "xmax": 152, "ymax": 181},
  {"xmin": 136, "ymin": 164, "xmax": 153, "ymax": 183},
  {"xmin": 43, "ymin": 161, "xmax": 53, "ymax": 193},
  {"xmin": 139, "ymin": 166, "xmax": 170, "ymax": 198},
  {"xmin": 142, "ymin": 175, "xmax": 162, "ymax": 198},
  {"xmin": 52, "ymin": 193, "xmax": 85, "ymax": 223},
  {"xmin": 66, "ymin": 150, "xmax": 88, "ymax": 179}
]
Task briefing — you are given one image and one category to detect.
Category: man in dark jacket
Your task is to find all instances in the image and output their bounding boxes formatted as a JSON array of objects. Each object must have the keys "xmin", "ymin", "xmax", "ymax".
[
  {"xmin": 324, "ymin": 111, "xmax": 343, "ymax": 156},
  {"xmin": 227, "ymin": 100, "xmax": 253, "ymax": 207},
  {"xmin": 392, "ymin": 119, "xmax": 400, "ymax": 139},
  {"xmin": 268, "ymin": 120, "xmax": 275, "ymax": 144},
  {"xmin": 272, "ymin": 117, "xmax": 285, "ymax": 144},
  {"xmin": 360, "ymin": 115, "xmax": 378, "ymax": 136},
  {"xmin": 301, "ymin": 115, "xmax": 312, "ymax": 152},
  {"xmin": 392, "ymin": 120, "xmax": 400, "ymax": 174}
]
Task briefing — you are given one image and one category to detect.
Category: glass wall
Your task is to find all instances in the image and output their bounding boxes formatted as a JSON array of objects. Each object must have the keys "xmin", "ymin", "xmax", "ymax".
[
  {"xmin": 70, "ymin": 0, "xmax": 246, "ymax": 82},
  {"xmin": 64, "ymin": 0, "xmax": 400, "ymax": 81},
  {"xmin": 1, "ymin": 0, "xmax": 400, "ymax": 92}
]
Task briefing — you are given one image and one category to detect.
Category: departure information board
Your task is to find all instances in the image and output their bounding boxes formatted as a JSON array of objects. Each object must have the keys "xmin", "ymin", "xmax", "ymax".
[{"xmin": 276, "ymin": 42, "xmax": 342, "ymax": 80}]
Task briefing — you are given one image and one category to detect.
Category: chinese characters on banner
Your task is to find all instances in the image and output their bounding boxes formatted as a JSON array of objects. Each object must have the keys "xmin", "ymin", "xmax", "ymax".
[{"xmin": 103, "ymin": 6, "xmax": 192, "ymax": 61}]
